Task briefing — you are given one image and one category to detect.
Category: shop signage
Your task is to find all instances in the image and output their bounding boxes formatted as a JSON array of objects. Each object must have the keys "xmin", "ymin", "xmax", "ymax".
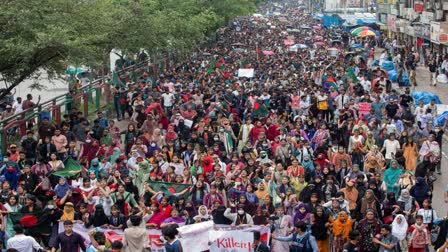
[
  {"xmin": 430, "ymin": 21, "xmax": 441, "ymax": 42},
  {"xmin": 414, "ymin": 1, "xmax": 424, "ymax": 12},
  {"xmin": 415, "ymin": 24, "xmax": 430, "ymax": 40},
  {"xmin": 421, "ymin": 11, "xmax": 434, "ymax": 24},
  {"xmin": 387, "ymin": 15, "xmax": 397, "ymax": 32}
]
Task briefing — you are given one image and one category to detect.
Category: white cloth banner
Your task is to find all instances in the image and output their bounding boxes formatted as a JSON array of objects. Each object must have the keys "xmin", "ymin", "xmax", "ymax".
[
  {"xmin": 178, "ymin": 221, "xmax": 214, "ymax": 252},
  {"xmin": 58, "ymin": 221, "xmax": 269, "ymax": 252},
  {"xmin": 209, "ymin": 230, "xmax": 254, "ymax": 252},
  {"xmin": 238, "ymin": 68, "xmax": 255, "ymax": 78}
]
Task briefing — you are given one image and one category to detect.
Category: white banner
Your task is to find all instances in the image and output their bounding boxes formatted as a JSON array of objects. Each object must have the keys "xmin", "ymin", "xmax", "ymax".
[
  {"xmin": 210, "ymin": 230, "xmax": 254, "ymax": 252},
  {"xmin": 238, "ymin": 68, "xmax": 255, "ymax": 78},
  {"xmin": 58, "ymin": 221, "xmax": 270, "ymax": 252}
]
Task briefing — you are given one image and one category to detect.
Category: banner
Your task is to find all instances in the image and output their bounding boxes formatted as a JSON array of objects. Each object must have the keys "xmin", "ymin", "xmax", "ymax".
[
  {"xmin": 57, "ymin": 221, "xmax": 270, "ymax": 252},
  {"xmin": 210, "ymin": 230, "xmax": 253, "ymax": 252},
  {"xmin": 238, "ymin": 69, "xmax": 255, "ymax": 78},
  {"xmin": 178, "ymin": 221, "xmax": 214, "ymax": 252},
  {"xmin": 358, "ymin": 102, "xmax": 371, "ymax": 115}
]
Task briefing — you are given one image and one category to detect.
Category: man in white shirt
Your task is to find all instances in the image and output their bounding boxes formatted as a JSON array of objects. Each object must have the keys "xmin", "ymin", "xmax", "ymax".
[
  {"xmin": 7, "ymin": 224, "xmax": 45, "ymax": 252},
  {"xmin": 359, "ymin": 75, "xmax": 371, "ymax": 92},
  {"xmin": 380, "ymin": 133, "xmax": 401, "ymax": 165},
  {"xmin": 161, "ymin": 89, "xmax": 175, "ymax": 115},
  {"xmin": 13, "ymin": 97, "xmax": 24, "ymax": 115},
  {"xmin": 334, "ymin": 89, "xmax": 350, "ymax": 112}
]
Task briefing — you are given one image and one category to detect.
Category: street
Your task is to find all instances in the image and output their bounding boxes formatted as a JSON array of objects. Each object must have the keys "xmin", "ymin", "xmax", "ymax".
[{"xmin": 393, "ymin": 54, "xmax": 448, "ymax": 217}]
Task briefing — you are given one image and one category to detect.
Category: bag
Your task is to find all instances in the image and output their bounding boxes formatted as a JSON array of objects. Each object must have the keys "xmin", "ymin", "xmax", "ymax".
[
  {"xmin": 411, "ymin": 227, "xmax": 427, "ymax": 248},
  {"xmin": 290, "ymin": 232, "xmax": 313, "ymax": 252},
  {"xmin": 317, "ymin": 100, "xmax": 328, "ymax": 110}
]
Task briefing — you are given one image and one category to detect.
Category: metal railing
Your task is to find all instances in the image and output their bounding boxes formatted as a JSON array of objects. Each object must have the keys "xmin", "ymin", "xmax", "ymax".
[{"xmin": 0, "ymin": 60, "xmax": 151, "ymax": 152}]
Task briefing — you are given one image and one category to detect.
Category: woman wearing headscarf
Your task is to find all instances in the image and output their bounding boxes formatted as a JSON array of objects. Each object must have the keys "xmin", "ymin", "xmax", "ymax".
[
  {"xmin": 54, "ymin": 177, "xmax": 71, "ymax": 199},
  {"xmin": 356, "ymin": 189, "xmax": 382, "ymax": 221},
  {"xmin": 87, "ymin": 205, "xmax": 109, "ymax": 228},
  {"xmin": 331, "ymin": 210, "xmax": 353, "ymax": 252},
  {"xmin": 60, "ymin": 202, "xmax": 75, "ymax": 221},
  {"xmin": 410, "ymin": 177, "xmax": 432, "ymax": 206},
  {"xmin": 357, "ymin": 209, "xmax": 381, "ymax": 252},
  {"xmin": 212, "ymin": 205, "xmax": 232, "ymax": 225},
  {"xmin": 397, "ymin": 189, "xmax": 418, "ymax": 221},
  {"xmin": 255, "ymin": 182, "xmax": 268, "ymax": 205},
  {"xmin": 384, "ymin": 159, "xmax": 403, "ymax": 198},
  {"xmin": 88, "ymin": 158, "xmax": 104, "ymax": 179},
  {"xmin": 193, "ymin": 205, "xmax": 211, "ymax": 221},
  {"xmin": 301, "ymin": 154, "xmax": 315, "ymax": 174},
  {"xmin": 293, "ymin": 203, "xmax": 311, "ymax": 227},
  {"xmin": 392, "ymin": 214, "xmax": 409, "ymax": 251},
  {"xmin": 311, "ymin": 206, "xmax": 331, "ymax": 252}
]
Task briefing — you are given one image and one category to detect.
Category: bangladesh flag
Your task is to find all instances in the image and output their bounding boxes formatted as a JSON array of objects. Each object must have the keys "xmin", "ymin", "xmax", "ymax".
[
  {"xmin": 147, "ymin": 181, "xmax": 192, "ymax": 200},
  {"xmin": 323, "ymin": 76, "xmax": 338, "ymax": 91},
  {"xmin": 6, "ymin": 211, "xmax": 52, "ymax": 237},
  {"xmin": 52, "ymin": 157, "xmax": 82, "ymax": 179},
  {"xmin": 346, "ymin": 67, "xmax": 358, "ymax": 83},
  {"xmin": 112, "ymin": 71, "xmax": 125, "ymax": 87},
  {"xmin": 253, "ymin": 99, "xmax": 269, "ymax": 118}
]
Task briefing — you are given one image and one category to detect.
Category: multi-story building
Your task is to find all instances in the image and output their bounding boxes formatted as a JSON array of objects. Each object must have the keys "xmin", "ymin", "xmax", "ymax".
[{"xmin": 378, "ymin": 0, "xmax": 448, "ymax": 54}]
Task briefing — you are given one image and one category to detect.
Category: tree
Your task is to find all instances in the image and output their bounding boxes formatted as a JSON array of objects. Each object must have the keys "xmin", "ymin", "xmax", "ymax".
[
  {"xmin": 0, "ymin": 0, "xmax": 261, "ymax": 101},
  {"xmin": 0, "ymin": 0, "xmax": 118, "ymax": 100}
]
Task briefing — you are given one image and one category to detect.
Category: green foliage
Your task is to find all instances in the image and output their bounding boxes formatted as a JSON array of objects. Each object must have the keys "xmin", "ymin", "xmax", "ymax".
[{"xmin": 0, "ymin": 0, "xmax": 260, "ymax": 100}]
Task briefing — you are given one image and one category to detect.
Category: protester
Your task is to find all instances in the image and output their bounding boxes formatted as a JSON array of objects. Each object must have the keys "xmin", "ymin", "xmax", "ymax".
[{"xmin": 1, "ymin": 1, "xmax": 447, "ymax": 252}]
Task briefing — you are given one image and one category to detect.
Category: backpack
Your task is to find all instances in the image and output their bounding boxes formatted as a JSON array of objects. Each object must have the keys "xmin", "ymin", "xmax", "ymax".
[
  {"xmin": 290, "ymin": 232, "xmax": 313, "ymax": 252},
  {"xmin": 411, "ymin": 226, "xmax": 427, "ymax": 249}
]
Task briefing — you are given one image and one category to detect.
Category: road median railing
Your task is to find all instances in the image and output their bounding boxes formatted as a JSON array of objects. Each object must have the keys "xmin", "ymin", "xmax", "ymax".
[{"xmin": 0, "ymin": 60, "xmax": 150, "ymax": 152}]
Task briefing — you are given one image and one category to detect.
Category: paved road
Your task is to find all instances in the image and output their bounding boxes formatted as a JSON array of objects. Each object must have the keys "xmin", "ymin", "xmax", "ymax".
[{"xmin": 373, "ymin": 49, "xmax": 448, "ymax": 217}]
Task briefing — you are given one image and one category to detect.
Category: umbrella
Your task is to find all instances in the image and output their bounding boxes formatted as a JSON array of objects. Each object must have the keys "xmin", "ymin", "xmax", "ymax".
[
  {"xmin": 300, "ymin": 25, "xmax": 312, "ymax": 29},
  {"xmin": 312, "ymin": 25, "xmax": 321, "ymax": 30},
  {"xmin": 351, "ymin": 26, "xmax": 375, "ymax": 34},
  {"xmin": 356, "ymin": 30, "xmax": 377, "ymax": 37},
  {"xmin": 351, "ymin": 44, "xmax": 363, "ymax": 48},
  {"xmin": 327, "ymin": 47, "xmax": 339, "ymax": 51},
  {"xmin": 315, "ymin": 41, "xmax": 325, "ymax": 46},
  {"xmin": 314, "ymin": 36, "xmax": 323, "ymax": 40},
  {"xmin": 262, "ymin": 51, "xmax": 275, "ymax": 55},
  {"xmin": 287, "ymin": 29, "xmax": 300, "ymax": 33},
  {"xmin": 295, "ymin": 44, "xmax": 308, "ymax": 49},
  {"xmin": 284, "ymin": 39, "xmax": 295, "ymax": 46},
  {"xmin": 351, "ymin": 26, "xmax": 379, "ymax": 36}
]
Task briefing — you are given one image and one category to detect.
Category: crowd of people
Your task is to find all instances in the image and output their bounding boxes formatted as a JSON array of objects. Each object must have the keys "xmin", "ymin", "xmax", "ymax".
[{"xmin": 1, "ymin": 1, "xmax": 448, "ymax": 252}]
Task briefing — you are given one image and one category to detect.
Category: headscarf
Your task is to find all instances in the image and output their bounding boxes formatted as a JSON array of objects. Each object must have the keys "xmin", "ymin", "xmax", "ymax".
[
  {"xmin": 54, "ymin": 177, "xmax": 70, "ymax": 199},
  {"xmin": 410, "ymin": 177, "xmax": 431, "ymax": 202},
  {"xmin": 301, "ymin": 154, "xmax": 315, "ymax": 172},
  {"xmin": 88, "ymin": 158, "xmax": 102, "ymax": 178},
  {"xmin": 391, "ymin": 214, "xmax": 408, "ymax": 240},
  {"xmin": 384, "ymin": 160, "xmax": 402, "ymax": 196},
  {"xmin": 60, "ymin": 203, "xmax": 75, "ymax": 221},
  {"xmin": 93, "ymin": 205, "xmax": 109, "ymax": 227},
  {"xmin": 311, "ymin": 206, "xmax": 329, "ymax": 240},
  {"xmin": 332, "ymin": 211, "xmax": 353, "ymax": 239},
  {"xmin": 397, "ymin": 189, "xmax": 413, "ymax": 211},
  {"xmin": 293, "ymin": 203, "xmax": 310, "ymax": 224},
  {"xmin": 255, "ymin": 182, "xmax": 268, "ymax": 201},
  {"xmin": 194, "ymin": 205, "xmax": 210, "ymax": 220},
  {"xmin": 360, "ymin": 189, "xmax": 377, "ymax": 215},
  {"xmin": 100, "ymin": 132, "xmax": 113, "ymax": 146},
  {"xmin": 213, "ymin": 205, "xmax": 232, "ymax": 225},
  {"xmin": 109, "ymin": 147, "xmax": 121, "ymax": 163}
]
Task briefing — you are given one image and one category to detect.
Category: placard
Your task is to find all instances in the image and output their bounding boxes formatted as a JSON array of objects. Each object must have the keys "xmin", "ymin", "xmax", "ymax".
[{"xmin": 358, "ymin": 102, "xmax": 371, "ymax": 115}]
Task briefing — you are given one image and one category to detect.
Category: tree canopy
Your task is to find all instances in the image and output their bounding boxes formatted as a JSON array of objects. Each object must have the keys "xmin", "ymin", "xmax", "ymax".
[{"xmin": 0, "ymin": 0, "xmax": 258, "ymax": 101}]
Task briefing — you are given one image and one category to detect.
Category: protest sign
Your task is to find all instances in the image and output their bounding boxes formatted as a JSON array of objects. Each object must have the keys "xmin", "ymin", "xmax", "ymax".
[
  {"xmin": 358, "ymin": 102, "xmax": 371, "ymax": 115},
  {"xmin": 210, "ymin": 230, "xmax": 254, "ymax": 252},
  {"xmin": 238, "ymin": 68, "xmax": 255, "ymax": 78}
]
